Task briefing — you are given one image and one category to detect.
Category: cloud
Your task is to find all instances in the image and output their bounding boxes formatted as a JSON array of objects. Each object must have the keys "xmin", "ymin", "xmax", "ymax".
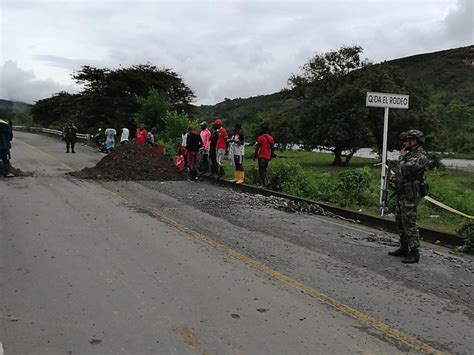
[
  {"xmin": 0, "ymin": 61, "xmax": 77, "ymax": 104},
  {"xmin": 0, "ymin": 0, "xmax": 472, "ymax": 106},
  {"xmin": 442, "ymin": 0, "xmax": 474, "ymax": 44}
]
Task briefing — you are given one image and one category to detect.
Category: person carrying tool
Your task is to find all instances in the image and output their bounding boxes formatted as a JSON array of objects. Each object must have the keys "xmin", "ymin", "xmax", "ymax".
[
  {"xmin": 63, "ymin": 122, "xmax": 78, "ymax": 153},
  {"xmin": 388, "ymin": 129, "xmax": 429, "ymax": 264},
  {"xmin": 0, "ymin": 118, "xmax": 13, "ymax": 177}
]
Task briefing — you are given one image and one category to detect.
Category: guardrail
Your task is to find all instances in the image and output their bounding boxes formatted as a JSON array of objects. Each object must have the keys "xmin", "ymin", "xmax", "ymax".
[{"xmin": 13, "ymin": 126, "xmax": 90, "ymax": 140}]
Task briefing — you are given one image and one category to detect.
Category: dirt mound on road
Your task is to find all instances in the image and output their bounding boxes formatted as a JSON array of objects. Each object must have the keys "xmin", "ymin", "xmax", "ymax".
[
  {"xmin": 71, "ymin": 144, "xmax": 185, "ymax": 181},
  {"xmin": 9, "ymin": 166, "xmax": 34, "ymax": 177},
  {"xmin": 0, "ymin": 163, "xmax": 33, "ymax": 178}
]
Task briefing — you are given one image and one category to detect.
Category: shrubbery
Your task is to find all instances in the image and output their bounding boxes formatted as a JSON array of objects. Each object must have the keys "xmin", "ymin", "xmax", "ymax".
[
  {"xmin": 457, "ymin": 220, "xmax": 474, "ymax": 253},
  {"xmin": 247, "ymin": 159, "xmax": 374, "ymax": 208}
]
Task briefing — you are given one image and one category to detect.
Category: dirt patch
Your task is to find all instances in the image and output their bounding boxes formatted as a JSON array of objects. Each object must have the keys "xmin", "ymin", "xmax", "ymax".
[
  {"xmin": 71, "ymin": 144, "xmax": 185, "ymax": 181},
  {"xmin": 0, "ymin": 164, "xmax": 33, "ymax": 178},
  {"xmin": 10, "ymin": 166, "xmax": 34, "ymax": 177}
]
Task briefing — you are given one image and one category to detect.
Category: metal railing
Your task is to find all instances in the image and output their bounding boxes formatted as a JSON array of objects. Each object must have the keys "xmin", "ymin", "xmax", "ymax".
[{"xmin": 13, "ymin": 126, "xmax": 90, "ymax": 140}]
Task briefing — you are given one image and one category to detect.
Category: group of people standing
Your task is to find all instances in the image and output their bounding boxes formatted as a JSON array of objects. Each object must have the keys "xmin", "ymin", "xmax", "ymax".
[
  {"xmin": 93, "ymin": 124, "xmax": 157, "ymax": 152},
  {"xmin": 181, "ymin": 118, "xmax": 274, "ymax": 187}
]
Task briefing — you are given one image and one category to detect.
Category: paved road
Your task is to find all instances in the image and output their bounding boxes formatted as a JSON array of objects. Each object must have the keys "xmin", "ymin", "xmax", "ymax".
[{"xmin": 1, "ymin": 132, "xmax": 473, "ymax": 354}]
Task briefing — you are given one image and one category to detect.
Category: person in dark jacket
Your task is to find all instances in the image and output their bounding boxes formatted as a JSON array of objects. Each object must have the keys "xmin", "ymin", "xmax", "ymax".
[
  {"xmin": 0, "ymin": 118, "xmax": 13, "ymax": 176},
  {"xmin": 63, "ymin": 122, "xmax": 78, "ymax": 153},
  {"xmin": 186, "ymin": 127, "xmax": 203, "ymax": 180}
]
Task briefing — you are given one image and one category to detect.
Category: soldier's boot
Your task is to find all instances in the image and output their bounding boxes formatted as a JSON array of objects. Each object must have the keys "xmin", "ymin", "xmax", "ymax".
[
  {"xmin": 402, "ymin": 249, "xmax": 420, "ymax": 264},
  {"xmin": 388, "ymin": 244, "xmax": 409, "ymax": 257}
]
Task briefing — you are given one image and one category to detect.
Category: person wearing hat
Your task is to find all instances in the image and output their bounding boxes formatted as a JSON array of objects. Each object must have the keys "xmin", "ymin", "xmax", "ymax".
[
  {"xmin": 388, "ymin": 129, "xmax": 429, "ymax": 264},
  {"xmin": 199, "ymin": 121, "xmax": 211, "ymax": 175},
  {"xmin": 213, "ymin": 118, "xmax": 228, "ymax": 179}
]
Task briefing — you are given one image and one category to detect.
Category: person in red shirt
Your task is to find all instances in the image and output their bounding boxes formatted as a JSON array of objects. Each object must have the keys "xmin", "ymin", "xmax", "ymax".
[
  {"xmin": 135, "ymin": 123, "xmax": 148, "ymax": 144},
  {"xmin": 214, "ymin": 118, "xmax": 227, "ymax": 179},
  {"xmin": 254, "ymin": 125, "xmax": 274, "ymax": 188}
]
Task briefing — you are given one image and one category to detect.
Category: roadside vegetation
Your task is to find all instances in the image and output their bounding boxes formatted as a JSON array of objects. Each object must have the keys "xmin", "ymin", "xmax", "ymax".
[{"xmin": 222, "ymin": 150, "xmax": 473, "ymax": 236}]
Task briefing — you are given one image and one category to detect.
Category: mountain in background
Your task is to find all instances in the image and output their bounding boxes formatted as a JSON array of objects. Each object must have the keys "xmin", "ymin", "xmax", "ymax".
[
  {"xmin": 0, "ymin": 99, "xmax": 31, "ymax": 118},
  {"xmin": 193, "ymin": 45, "xmax": 474, "ymax": 122}
]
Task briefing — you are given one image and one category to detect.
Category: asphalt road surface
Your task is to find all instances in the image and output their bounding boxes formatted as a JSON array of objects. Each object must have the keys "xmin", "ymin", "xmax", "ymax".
[{"xmin": 1, "ymin": 132, "xmax": 473, "ymax": 355}]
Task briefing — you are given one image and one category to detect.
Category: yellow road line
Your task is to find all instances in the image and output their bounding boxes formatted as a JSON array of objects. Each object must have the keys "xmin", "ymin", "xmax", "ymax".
[
  {"xmin": 102, "ymin": 184, "xmax": 445, "ymax": 355},
  {"xmin": 17, "ymin": 140, "xmax": 445, "ymax": 354}
]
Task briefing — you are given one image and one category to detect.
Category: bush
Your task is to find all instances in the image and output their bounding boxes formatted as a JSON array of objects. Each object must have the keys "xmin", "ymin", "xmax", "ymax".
[
  {"xmin": 456, "ymin": 220, "xmax": 474, "ymax": 253},
  {"xmin": 337, "ymin": 167, "xmax": 372, "ymax": 206},
  {"xmin": 267, "ymin": 160, "xmax": 303, "ymax": 191}
]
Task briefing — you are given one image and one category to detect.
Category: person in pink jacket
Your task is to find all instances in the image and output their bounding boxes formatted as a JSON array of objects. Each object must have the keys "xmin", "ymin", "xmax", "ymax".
[{"xmin": 199, "ymin": 121, "xmax": 211, "ymax": 174}]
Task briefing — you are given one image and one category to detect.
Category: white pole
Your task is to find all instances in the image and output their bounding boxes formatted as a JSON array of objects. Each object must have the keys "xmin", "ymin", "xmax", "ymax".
[{"xmin": 380, "ymin": 107, "xmax": 389, "ymax": 216}]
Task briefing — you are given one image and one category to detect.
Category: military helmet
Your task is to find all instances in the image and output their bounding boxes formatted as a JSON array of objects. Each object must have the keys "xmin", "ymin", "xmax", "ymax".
[
  {"xmin": 405, "ymin": 129, "xmax": 425, "ymax": 143},
  {"xmin": 399, "ymin": 131, "xmax": 407, "ymax": 141}
]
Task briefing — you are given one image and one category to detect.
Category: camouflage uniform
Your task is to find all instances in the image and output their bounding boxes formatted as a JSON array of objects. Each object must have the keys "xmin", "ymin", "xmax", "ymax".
[{"xmin": 393, "ymin": 143, "xmax": 428, "ymax": 252}]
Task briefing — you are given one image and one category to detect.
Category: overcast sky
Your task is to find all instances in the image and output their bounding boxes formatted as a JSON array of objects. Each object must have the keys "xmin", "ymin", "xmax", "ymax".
[{"xmin": 0, "ymin": 0, "xmax": 472, "ymax": 105}]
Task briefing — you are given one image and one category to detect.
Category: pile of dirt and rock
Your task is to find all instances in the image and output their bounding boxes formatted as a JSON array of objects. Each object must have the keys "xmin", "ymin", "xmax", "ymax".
[
  {"xmin": 9, "ymin": 166, "xmax": 33, "ymax": 177},
  {"xmin": 71, "ymin": 144, "xmax": 185, "ymax": 181},
  {"xmin": 0, "ymin": 163, "xmax": 33, "ymax": 178}
]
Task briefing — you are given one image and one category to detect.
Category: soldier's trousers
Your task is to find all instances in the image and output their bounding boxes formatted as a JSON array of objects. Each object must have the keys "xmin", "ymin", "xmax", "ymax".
[
  {"xmin": 395, "ymin": 197, "xmax": 420, "ymax": 251},
  {"xmin": 66, "ymin": 139, "xmax": 75, "ymax": 152}
]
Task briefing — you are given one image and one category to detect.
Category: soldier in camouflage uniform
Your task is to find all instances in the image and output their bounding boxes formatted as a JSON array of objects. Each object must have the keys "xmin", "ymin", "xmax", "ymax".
[{"xmin": 388, "ymin": 129, "xmax": 429, "ymax": 264}]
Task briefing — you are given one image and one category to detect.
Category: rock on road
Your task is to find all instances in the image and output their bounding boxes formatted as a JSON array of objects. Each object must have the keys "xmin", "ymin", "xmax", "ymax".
[{"xmin": 0, "ymin": 132, "xmax": 473, "ymax": 355}]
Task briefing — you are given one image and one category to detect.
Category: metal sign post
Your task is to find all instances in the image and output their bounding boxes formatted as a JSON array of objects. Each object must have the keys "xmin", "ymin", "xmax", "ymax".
[{"xmin": 366, "ymin": 92, "xmax": 409, "ymax": 216}]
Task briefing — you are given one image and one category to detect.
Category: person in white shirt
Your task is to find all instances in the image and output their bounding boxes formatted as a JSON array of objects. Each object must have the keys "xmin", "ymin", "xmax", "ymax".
[
  {"xmin": 105, "ymin": 128, "xmax": 117, "ymax": 152},
  {"xmin": 228, "ymin": 123, "xmax": 245, "ymax": 183},
  {"xmin": 120, "ymin": 128, "xmax": 129, "ymax": 144}
]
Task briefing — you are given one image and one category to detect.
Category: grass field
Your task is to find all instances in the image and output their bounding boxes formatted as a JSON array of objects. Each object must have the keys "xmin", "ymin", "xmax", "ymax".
[{"xmin": 223, "ymin": 150, "xmax": 473, "ymax": 235}]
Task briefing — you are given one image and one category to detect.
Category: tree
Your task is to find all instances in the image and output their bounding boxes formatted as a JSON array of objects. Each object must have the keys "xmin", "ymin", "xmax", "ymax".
[
  {"xmin": 304, "ymin": 84, "xmax": 371, "ymax": 165},
  {"xmin": 31, "ymin": 64, "xmax": 195, "ymax": 132},
  {"xmin": 133, "ymin": 89, "xmax": 171, "ymax": 130},
  {"xmin": 289, "ymin": 46, "xmax": 431, "ymax": 165},
  {"xmin": 288, "ymin": 45, "xmax": 370, "ymax": 100},
  {"xmin": 161, "ymin": 110, "xmax": 195, "ymax": 151},
  {"xmin": 30, "ymin": 92, "xmax": 80, "ymax": 128}
]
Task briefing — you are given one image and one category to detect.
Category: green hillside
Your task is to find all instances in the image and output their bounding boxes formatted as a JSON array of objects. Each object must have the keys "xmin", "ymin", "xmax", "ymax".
[
  {"xmin": 0, "ymin": 99, "xmax": 30, "ymax": 112},
  {"xmin": 387, "ymin": 45, "xmax": 474, "ymax": 102},
  {"xmin": 193, "ymin": 45, "xmax": 474, "ymax": 121}
]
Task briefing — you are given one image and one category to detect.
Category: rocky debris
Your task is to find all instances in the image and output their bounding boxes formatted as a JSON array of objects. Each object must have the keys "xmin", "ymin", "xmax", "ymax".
[
  {"xmin": 71, "ymin": 144, "xmax": 186, "ymax": 181},
  {"xmin": 278, "ymin": 200, "xmax": 359, "ymax": 223},
  {"xmin": 365, "ymin": 234, "xmax": 399, "ymax": 246}
]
